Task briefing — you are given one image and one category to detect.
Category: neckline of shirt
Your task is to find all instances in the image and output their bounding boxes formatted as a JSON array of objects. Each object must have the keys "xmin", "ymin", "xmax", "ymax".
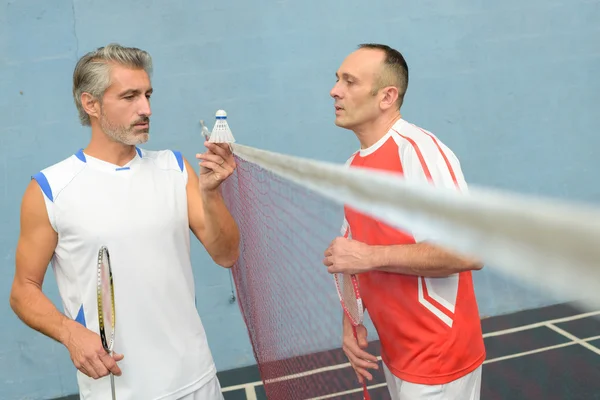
[{"xmin": 74, "ymin": 147, "xmax": 143, "ymax": 172}]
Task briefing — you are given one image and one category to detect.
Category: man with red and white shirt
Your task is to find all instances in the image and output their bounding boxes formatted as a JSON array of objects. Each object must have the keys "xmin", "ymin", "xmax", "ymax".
[{"xmin": 324, "ymin": 43, "xmax": 486, "ymax": 399}]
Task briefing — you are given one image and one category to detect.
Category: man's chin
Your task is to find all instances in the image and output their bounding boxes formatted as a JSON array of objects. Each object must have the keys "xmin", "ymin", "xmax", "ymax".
[
  {"xmin": 135, "ymin": 132, "xmax": 149, "ymax": 144},
  {"xmin": 121, "ymin": 132, "xmax": 149, "ymax": 146},
  {"xmin": 334, "ymin": 117, "xmax": 350, "ymax": 129}
]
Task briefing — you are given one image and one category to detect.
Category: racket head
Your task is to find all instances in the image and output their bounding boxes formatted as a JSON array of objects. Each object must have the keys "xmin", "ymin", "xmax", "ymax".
[
  {"xmin": 97, "ymin": 245, "xmax": 115, "ymax": 353},
  {"xmin": 333, "ymin": 272, "xmax": 364, "ymax": 327},
  {"xmin": 334, "ymin": 223, "xmax": 364, "ymax": 326}
]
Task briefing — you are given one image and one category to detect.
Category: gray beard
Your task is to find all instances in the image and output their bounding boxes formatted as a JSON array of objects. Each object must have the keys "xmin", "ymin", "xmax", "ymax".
[{"xmin": 99, "ymin": 112, "xmax": 149, "ymax": 146}]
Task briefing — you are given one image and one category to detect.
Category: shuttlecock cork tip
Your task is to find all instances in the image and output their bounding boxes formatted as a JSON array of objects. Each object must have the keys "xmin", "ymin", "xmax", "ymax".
[{"xmin": 216, "ymin": 110, "xmax": 227, "ymax": 118}]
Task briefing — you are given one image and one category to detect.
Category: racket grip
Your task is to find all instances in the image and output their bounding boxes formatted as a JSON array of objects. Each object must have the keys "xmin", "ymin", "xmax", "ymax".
[
  {"xmin": 352, "ymin": 324, "xmax": 359, "ymax": 340},
  {"xmin": 110, "ymin": 373, "xmax": 116, "ymax": 400},
  {"xmin": 351, "ymin": 325, "xmax": 371, "ymax": 400},
  {"xmin": 363, "ymin": 385, "xmax": 371, "ymax": 400}
]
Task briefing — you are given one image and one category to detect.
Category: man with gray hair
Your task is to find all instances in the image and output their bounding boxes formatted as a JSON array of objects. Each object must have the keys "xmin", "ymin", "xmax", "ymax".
[{"xmin": 10, "ymin": 43, "xmax": 239, "ymax": 399}]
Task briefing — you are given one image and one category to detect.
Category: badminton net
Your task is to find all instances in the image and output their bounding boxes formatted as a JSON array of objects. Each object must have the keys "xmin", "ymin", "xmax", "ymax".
[{"xmin": 220, "ymin": 143, "xmax": 600, "ymax": 399}]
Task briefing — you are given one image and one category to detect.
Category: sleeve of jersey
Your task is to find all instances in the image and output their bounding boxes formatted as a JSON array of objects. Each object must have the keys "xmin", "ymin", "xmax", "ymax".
[
  {"xmin": 400, "ymin": 141, "xmax": 469, "ymax": 243},
  {"xmin": 168, "ymin": 150, "xmax": 188, "ymax": 184}
]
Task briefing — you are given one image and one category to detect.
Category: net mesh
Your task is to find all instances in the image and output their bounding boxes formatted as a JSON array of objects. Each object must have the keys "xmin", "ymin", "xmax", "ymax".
[
  {"xmin": 221, "ymin": 146, "xmax": 600, "ymax": 399},
  {"xmin": 222, "ymin": 156, "xmax": 366, "ymax": 399}
]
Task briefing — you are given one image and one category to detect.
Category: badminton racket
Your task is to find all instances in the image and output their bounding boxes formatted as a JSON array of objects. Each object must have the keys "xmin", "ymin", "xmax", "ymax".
[
  {"xmin": 97, "ymin": 245, "xmax": 116, "ymax": 400},
  {"xmin": 333, "ymin": 228, "xmax": 370, "ymax": 400}
]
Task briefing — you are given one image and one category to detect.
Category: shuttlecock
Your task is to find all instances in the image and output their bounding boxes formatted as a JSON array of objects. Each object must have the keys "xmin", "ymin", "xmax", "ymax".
[
  {"xmin": 209, "ymin": 110, "xmax": 236, "ymax": 144},
  {"xmin": 200, "ymin": 120, "xmax": 211, "ymax": 141}
]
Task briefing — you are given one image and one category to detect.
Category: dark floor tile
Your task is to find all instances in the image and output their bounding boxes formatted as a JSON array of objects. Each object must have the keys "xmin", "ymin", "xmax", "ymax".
[
  {"xmin": 217, "ymin": 364, "xmax": 262, "ymax": 387},
  {"xmin": 484, "ymin": 326, "xmax": 571, "ymax": 360},
  {"xmin": 481, "ymin": 303, "xmax": 585, "ymax": 333},
  {"xmin": 255, "ymin": 385, "xmax": 267, "ymax": 399},
  {"xmin": 223, "ymin": 388, "xmax": 249, "ymax": 400},
  {"xmin": 553, "ymin": 315, "xmax": 600, "ymax": 339},
  {"xmin": 481, "ymin": 344, "xmax": 600, "ymax": 400},
  {"xmin": 588, "ymin": 338, "xmax": 600, "ymax": 347}
]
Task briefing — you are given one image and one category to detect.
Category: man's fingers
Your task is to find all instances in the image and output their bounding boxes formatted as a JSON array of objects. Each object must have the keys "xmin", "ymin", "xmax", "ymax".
[
  {"xmin": 344, "ymin": 350, "xmax": 375, "ymax": 380},
  {"xmin": 204, "ymin": 142, "xmax": 234, "ymax": 166},
  {"xmin": 198, "ymin": 160, "xmax": 228, "ymax": 175},
  {"xmin": 82, "ymin": 359, "xmax": 101, "ymax": 379},
  {"xmin": 348, "ymin": 352, "xmax": 379, "ymax": 371},
  {"xmin": 100, "ymin": 352, "xmax": 122, "ymax": 376},
  {"xmin": 356, "ymin": 326, "xmax": 369, "ymax": 349},
  {"xmin": 344, "ymin": 343, "xmax": 378, "ymax": 368},
  {"xmin": 78, "ymin": 363, "xmax": 94, "ymax": 379},
  {"xmin": 205, "ymin": 142, "xmax": 232, "ymax": 156},
  {"xmin": 113, "ymin": 352, "xmax": 124, "ymax": 362},
  {"xmin": 344, "ymin": 340, "xmax": 378, "ymax": 364},
  {"xmin": 353, "ymin": 365, "xmax": 373, "ymax": 382},
  {"xmin": 196, "ymin": 153, "xmax": 225, "ymax": 166},
  {"xmin": 355, "ymin": 370, "xmax": 366, "ymax": 384},
  {"xmin": 90, "ymin": 356, "xmax": 110, "ymax": 379}
]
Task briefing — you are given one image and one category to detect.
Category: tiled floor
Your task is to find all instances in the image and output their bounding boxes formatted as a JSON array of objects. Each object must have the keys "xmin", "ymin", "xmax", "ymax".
[{"xmin": 217, "ymin": 303, "xmax": 600, "ymax": 400}]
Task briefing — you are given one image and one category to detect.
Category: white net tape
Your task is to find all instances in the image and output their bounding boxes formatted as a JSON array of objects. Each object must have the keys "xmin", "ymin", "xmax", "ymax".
[{"xmin": 232, "ymin": 143, "xmax": 600, "ymax": 312}]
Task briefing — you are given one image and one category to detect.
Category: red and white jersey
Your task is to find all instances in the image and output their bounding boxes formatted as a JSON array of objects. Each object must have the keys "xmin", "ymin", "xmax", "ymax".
[{"xmin": 342, "ymin": 118, "xmax": 486, "ymax": 385}]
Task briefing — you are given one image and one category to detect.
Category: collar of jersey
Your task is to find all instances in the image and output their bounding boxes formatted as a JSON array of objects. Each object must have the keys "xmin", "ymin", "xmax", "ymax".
[
  {"xmin": 358, "ymin": 118, "xmax": 407, "ymax": 157},
  {"xmin": 74, "ymin": 147, "xmax": 142, "ymax": 172}
]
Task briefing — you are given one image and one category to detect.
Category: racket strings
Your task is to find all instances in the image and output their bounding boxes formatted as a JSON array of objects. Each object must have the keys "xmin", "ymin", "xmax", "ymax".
[
  {"xmin": 97, "ymin": 248, "xmax": 115, "ymax": 353},
  {"xmin": 335, "ymin": 273, "xmax": 363, "ymax": 326}
]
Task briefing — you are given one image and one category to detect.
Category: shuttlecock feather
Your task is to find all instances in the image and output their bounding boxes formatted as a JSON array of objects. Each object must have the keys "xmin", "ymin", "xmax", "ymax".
[
  {"xmin": 209, "ymin": 110, "xmax": 236, "ymax": 143},
  {"xmin": 200, "ymin": 120, "xmax": 211, "ymax": 141}
]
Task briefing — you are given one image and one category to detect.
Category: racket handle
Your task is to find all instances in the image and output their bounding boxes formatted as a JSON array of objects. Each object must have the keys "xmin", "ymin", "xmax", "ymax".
[
  {"xmin": 362, "ymin": 385, "xmax": 371, "ymax": 400},
  {"xmin": 351, "ymin": 325, "xmax": 371, "ymax": 400},
  {"xmin": 110, "ymin": 373, "xmax": 116, "ymax": 400}
]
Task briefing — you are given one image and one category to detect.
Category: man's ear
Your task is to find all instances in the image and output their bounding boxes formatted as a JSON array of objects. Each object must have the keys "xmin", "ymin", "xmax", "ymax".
[
  {"xmin": 81, "ymin": 92, "xmax": 101, "ymax": 121},
  {"xmin": 379, "ymin": 86, "xmax": 399, "ymax": 111}
]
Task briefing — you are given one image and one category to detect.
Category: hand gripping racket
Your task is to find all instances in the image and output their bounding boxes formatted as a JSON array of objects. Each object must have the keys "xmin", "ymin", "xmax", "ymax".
[
  {"xmin": 97, "ymin": 246, "xmax": 116, "ymax": 400},
  {"xmin": 333, "ymin": 228, "xmax": 371, "ymax": 400}
]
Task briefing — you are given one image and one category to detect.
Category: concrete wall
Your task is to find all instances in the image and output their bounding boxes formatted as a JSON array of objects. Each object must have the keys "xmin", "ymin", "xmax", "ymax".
[{"xmin": 1, "ymin": 0, "xmax": 598, "ymax": 398}]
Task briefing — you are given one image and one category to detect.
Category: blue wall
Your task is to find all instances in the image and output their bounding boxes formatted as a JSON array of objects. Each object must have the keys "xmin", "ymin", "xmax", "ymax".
[{"xmin": 1, "ymin": 0, "xmax": 599, "ymax": 398}]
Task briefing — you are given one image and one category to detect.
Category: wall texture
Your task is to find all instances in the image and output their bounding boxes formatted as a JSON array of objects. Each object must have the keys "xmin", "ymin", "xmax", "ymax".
[{"xmin": 1, "ymin": 0, "xmax": 599, "ymax": 398}]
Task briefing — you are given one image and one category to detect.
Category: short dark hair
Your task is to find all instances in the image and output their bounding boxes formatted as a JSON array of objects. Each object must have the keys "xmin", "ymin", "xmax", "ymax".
[{"xmin": 358, "ymin": 43, "xmax": 409, "ymax": 109}]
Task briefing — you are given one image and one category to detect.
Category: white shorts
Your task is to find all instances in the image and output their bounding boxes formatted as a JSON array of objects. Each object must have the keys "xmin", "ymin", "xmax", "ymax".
[
  {"xmin": 177, "ymin": 375, "xmax": 224, "ymax": 400},
  {"xmin": 383, "ymin": 363, "xmax": 482, "ymax": 400}
]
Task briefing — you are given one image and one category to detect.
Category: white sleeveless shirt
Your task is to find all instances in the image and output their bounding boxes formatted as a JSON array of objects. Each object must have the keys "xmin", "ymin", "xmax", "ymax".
[{"xmin": 33, "ymin": 148, "xmax": 216, "ymax": 399}]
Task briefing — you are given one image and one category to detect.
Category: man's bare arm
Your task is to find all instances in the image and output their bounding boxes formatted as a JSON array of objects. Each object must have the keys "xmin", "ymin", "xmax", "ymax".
[
  {"xmin": 10, "ymin": 180, "xmax": 123, "ymax": 379},
  {"xmin": 366, "ymin": 242, "xmax": 483, "ymax": 277},
  {"xmin": 10, "ymin": 180, "xmax": 73, "ymax": 343},
  {"xmin": 184, "ymin": 157, "xmax": 240, "ymax": 268},
  {"xmin": 324, "ymin": 237, "xmax": 483, "ymax": 277}
]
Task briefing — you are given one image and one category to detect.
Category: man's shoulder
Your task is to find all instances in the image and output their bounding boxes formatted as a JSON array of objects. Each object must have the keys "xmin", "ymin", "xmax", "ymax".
[
  {"xmin": 391, "ymin": 119, "xmax": 459, "ymax": 160},
  {"xmin": 32, "ymin": 151, "xmax": 87, "ymax": 203},
  {"xmin": 137, "ymin": 147, "xmax": 186, "ymax": 173},
  {"xmin": 38, "ymin": 151, "xmax": 83, "ymax": 173}
]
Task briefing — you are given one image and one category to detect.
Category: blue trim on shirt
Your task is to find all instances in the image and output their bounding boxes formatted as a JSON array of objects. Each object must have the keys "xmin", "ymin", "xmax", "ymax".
[
  {"xmin": 75, "ymin": 149, "xmax": 86, "ymax": 163},
  {"xmin": 172, "ymin": 150, "xmax": 184, "ymax": 172},
  {"xmin": 75, "ymin": 305, "xmax": 86, "ymax": 327},
  {"xmin": 32, "ymin": 172, "xmax": 53, "ymax": 202}
]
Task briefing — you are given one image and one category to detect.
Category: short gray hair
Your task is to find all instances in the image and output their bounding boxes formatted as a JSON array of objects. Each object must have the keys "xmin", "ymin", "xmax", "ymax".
[{"xmin": 72, "ymin": 43, "xmax": 153, "ymax": 126}]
